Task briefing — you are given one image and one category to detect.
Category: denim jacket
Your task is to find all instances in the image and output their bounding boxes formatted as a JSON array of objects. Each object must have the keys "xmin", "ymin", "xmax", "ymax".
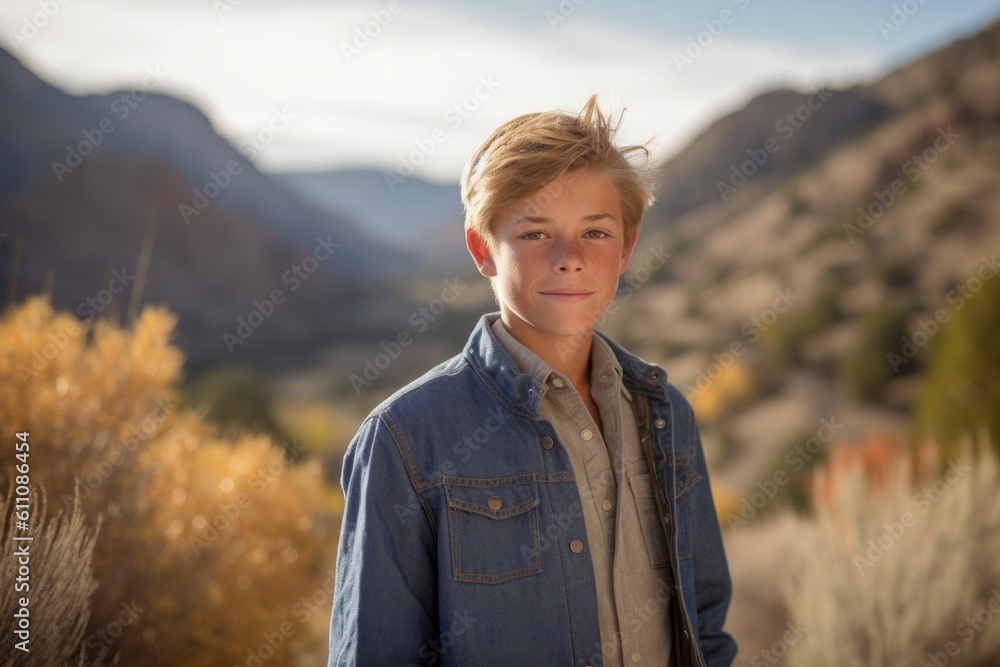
[{"xmin": 328, "ymin": 314, "xmax": 736, "ymax": 666}]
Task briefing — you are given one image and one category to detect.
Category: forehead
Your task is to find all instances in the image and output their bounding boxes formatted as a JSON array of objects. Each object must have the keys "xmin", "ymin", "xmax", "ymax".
[{"xmin": 499, "ymin": 169, "xmax": 622, "ymax": 224}]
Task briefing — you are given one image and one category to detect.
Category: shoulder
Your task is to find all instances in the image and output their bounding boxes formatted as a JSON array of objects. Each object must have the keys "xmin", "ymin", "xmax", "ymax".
[{"xmin": 365, "ymin": 348, "xmax": 485, "ymax": 425}]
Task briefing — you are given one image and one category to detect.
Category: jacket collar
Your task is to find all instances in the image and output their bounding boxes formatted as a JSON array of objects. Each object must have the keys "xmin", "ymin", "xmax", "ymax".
[{"xmin": 464, "ymin": 312, "xmax": 670, "ymax": 417}]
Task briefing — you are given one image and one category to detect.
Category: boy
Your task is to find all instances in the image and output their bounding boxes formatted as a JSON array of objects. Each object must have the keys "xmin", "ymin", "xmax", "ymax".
[{"xmin": 328, "ymin": 96, "xmax": 736, "ymax": 666}]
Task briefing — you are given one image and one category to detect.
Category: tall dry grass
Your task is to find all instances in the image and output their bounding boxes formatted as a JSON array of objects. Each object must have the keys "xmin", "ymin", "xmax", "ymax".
[
  {"xmin": 0, "ymin": 487, "xmax": 110, "ymax": 666},
  {"xmin": 780, "ymin": 435, "xmax": 1000, "ymax": 666}
]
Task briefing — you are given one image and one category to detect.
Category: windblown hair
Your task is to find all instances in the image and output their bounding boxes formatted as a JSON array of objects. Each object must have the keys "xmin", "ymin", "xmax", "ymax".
[{"xmin": 461, "ymin": 94, "xmax": 656, "ymax": 251}]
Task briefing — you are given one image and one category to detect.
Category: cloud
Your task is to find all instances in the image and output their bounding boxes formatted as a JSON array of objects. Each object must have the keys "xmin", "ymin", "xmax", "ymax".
[{"xmin": 0, "ymin": 0, "xmax": 882, "ymax": 180}]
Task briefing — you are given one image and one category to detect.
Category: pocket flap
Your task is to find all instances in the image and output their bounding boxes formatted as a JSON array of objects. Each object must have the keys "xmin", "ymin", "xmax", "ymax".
[{"xmin": 446, "ymin": 481, "xmax": 539, "ymax": 520}]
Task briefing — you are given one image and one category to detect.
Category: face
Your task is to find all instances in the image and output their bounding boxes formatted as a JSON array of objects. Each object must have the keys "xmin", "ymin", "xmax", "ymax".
[{"xmin": 467, "ymin": 169, "xmax": 638, "ymax": 352}]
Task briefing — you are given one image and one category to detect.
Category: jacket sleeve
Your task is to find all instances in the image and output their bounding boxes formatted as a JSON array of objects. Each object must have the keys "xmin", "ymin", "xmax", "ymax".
[
  {"xmin": 327, "ymin": 414, "xmax": 438, "ymax": 666},
  {"xmin": 687, "ymin": 407, "xmax": 738, "ymax": 667}
]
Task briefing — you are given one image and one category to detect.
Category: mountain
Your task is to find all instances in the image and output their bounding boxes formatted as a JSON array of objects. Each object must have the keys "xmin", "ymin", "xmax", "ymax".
[
  {"xmin": 0, "ymin": 48, "xmax": 418, "ymax": 371},
  {"xmin": 274, "ymin": 169, "xmax": 470, "ymax": 274},
  {"xmin": 603, "ymin": 18, "xmax": 1000, "ymax": 491}
]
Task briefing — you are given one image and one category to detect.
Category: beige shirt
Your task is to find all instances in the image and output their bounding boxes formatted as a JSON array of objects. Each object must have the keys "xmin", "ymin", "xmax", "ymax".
[{"xmin": 491, "ymin": 318, "xmax": 674, "ymax": 666}]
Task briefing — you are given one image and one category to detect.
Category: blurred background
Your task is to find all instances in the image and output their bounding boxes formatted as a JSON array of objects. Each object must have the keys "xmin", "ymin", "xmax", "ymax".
[{"xmin": 2, "ymin": 0, "xmax": 1000, "ymax": 664}]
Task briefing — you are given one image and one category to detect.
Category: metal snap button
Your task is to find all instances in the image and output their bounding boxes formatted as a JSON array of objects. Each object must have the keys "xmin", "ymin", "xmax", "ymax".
[
  {"xmin": 581, "ymin": 429, "xmax": 593, "ymax": 441},
  {"xmin": 552, "ymin": 377, "xmax": 564, "ymax": 388},
  {"xmin": 654, "ymin": 418, "xmax": 666, "ymax": 429},
  {"xmin": 488, "ymin": 495, "xmax": 503, "ymax": 510},
  {"xmin": 602, "ymin": 499, "xmax": 613, "ymax": 511},
  {"xmin": 569, "ymin": 539, "xmax": 584, "ymax": 553},
  {"xmin": 541, "ymin": 436, "xmax": 554, "ymax": 450}
]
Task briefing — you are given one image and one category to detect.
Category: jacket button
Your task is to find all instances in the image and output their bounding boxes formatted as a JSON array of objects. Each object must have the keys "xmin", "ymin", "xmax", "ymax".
[
  {"xmin": 541, "ymin": 436, "xmax": 554, "ymax": 450},
  {"xmin": 654, "ymin": 418, "xmax": 666, "ymax": 429},
  {"xmin": 569, "ymin": 539, "xmax": 584, "ymax": 553},
  {"xmin": 488, "ymin": 496, "xmax": 503, "ymax": 510}
]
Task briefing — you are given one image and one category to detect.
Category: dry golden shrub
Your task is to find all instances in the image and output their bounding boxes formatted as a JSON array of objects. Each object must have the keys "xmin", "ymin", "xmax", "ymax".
[
  {"xmin": 0, "ymin": 296, "xmax": 337, "ymax": 666},
  {"xmin": 780, "ymin": 436, "xmax": 1000, "ymax": 666}
]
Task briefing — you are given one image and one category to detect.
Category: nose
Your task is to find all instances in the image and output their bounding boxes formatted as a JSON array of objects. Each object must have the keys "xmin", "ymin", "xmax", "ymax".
[{"xmin": 553, "ymin": 237, "xmax": 584, "ymax": 273}]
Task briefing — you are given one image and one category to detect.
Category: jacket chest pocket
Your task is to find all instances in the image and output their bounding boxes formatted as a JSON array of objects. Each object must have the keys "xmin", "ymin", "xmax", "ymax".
[
  {"xmin": 626, "ymin": 461, "xmax": 672, "ymax": 569},
  {"xmin": 445, "ymin": 478, "xmax": 541, "ymax": 584}
]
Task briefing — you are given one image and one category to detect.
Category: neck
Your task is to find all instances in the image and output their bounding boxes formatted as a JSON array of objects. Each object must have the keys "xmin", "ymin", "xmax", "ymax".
[{"xmin": 498, "ymin": 312, "xmax": 594, "ymax": 387}]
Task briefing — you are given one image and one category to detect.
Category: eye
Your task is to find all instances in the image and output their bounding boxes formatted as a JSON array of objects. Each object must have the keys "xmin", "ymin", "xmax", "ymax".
[
  {"xmin": 584, "ymin": 230, "xmax": 610, "ymax": 239},
  {"xmin": 521, "ymin": 231, "xmax": 546, "ymax": 240}
]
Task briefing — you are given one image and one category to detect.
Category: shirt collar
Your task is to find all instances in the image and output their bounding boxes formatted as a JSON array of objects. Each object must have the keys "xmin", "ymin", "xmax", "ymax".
[
  {"xmin": 464, "ymin": 313, "xmax": 668, "ymax": 417},
  {"xmin": 488, "ymin": 315, "xmax": 633, "ymax": 402}
]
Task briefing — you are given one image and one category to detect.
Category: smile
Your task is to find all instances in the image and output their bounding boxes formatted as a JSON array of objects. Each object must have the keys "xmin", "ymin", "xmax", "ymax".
[{"xmin": 538, "ymin": 290, "xmax": 595, "ymax": 302}]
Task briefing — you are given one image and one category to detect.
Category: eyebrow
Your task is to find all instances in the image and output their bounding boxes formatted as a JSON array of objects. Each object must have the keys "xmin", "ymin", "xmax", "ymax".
[{"xmin": 514, "ymin": 213, "xmax": 618, "ymax": 224}]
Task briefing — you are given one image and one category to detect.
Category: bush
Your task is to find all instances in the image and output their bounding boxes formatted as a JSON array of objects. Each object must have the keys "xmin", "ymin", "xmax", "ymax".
[
  {"xmin": 780, "ymin": 437, "xmax": 1000, "ymax": 666},
  {"xmin": 914, "ymin": 274, "xmax": 1000, "ymax": 457},
  {"xmin": 0, "ymin": 297, "xmax": 336, "ymax": 665},
  {"xmin": 839, "ymin": 303, "xmax": 913, "ymax": 401}
]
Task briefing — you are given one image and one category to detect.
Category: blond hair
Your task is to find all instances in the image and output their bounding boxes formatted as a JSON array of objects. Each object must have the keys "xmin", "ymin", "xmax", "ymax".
[{"xmin": 461, "ymin": 94, "xmax": 655, "ymax": 250}]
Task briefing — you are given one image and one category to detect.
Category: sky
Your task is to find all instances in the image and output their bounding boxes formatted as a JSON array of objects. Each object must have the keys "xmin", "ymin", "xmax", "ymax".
[{"xmin": 2, "ymin": 0, "xmax": 999, "ymax": 183}]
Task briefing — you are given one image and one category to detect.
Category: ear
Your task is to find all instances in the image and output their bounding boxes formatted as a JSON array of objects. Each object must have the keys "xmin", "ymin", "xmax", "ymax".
[
  {"xmin": 618, "ymin": 226, "xmax": 639, "ymax": 275},
  {"xmin": 466, "ymin": 228, "xmax": 497, "ymax": 278}
]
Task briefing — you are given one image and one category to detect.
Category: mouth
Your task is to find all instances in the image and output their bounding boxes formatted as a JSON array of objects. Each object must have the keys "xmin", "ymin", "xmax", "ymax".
[{"xmin": 538, "ymin": 289, "xmax": 595, "ymax": 302}]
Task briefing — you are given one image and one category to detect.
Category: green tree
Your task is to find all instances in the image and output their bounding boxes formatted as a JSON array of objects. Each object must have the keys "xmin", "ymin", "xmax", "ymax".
[{"xmin": 914, "ymin": 275, "xmax": 1000, "ymax": 456}]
